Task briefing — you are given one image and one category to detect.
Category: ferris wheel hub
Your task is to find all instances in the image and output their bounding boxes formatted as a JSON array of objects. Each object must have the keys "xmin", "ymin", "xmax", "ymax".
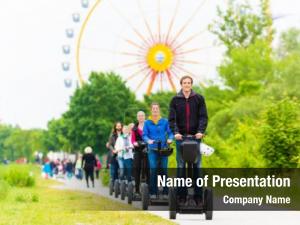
[{"xmin": 146, "ymin": 44, "xmax": 173, "ymax": 72}]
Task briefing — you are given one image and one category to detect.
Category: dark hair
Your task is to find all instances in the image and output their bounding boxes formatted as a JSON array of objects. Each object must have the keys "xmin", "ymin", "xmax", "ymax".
[
  {"xmin": 112, "ymin": 121, "xmax": 123, "ymax": 135},
  {"xmin": 180, "ymin": 75, "xmax": 193, "ymax": 85}
]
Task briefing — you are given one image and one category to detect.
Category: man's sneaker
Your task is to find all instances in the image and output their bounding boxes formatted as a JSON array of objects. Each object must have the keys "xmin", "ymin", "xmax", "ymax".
[
  {"xmin": 150, "ymin": 195, "xmax": 157, "ymax": 200},
  {"xmin": 162, "ymin": 194, "xmax": 168, "ymax": 200}
]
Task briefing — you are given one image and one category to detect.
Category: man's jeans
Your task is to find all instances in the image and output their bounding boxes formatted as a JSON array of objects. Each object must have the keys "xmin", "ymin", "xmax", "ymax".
[
  {"xmin": 148, "ymin": 148, "xmax": 168, "ymax": 195},
  {"xmin": 176, "ymin": 139, "xmax": 202, "ymax": 198}
]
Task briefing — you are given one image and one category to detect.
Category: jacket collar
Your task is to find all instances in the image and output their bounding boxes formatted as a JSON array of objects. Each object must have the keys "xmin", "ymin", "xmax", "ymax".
[
  {"xmin": 177, "ymin": 89, "xmax": 196, "ymax": 98},
  {"xmin": 148, "ymin": 115, "xmax": 161, "ymax": 124}
]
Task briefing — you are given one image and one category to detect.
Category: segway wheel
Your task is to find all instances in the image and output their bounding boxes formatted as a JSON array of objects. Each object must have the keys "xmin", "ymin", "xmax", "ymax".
[
  {"xmin": 109, "ymin": 180, "xmax": 114, "ymax": 196},
  {"xmin": 114, "ymin": 180, "xmax": 119, "ymax": 198},
  {"xmin": 169, "ymin": 187, "xmax": 177, "ymax": 219},
  {"xmin": 141, "ymin": 183, "xmax": 149, "ymax": 210},
  {"xmin": 127, "ymin": 182, "xmax": 133, "ymax": 204},
  {"xmin": 204, "ymin": 188, "xmax": 213, "ymax": 220},
  {"xmin": 120, "ymin": 180, "xmax": 126, "ymax": 200}
]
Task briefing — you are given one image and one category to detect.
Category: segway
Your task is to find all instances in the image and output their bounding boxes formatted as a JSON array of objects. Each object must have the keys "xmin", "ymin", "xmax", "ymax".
[
  {"xmin": 168, "ymin": 135, "xmax": 213, "ymax": 220},
  {"xmin": 109, "ymin": 179, "xmax": 114, "ymax": 196},
  {"xmin": 114, "ymin": 178, "xmax": 121, "ymax": 198},
  {"xmin": 127, "ymin": 140, "xmax": 148, "ymax": 204},
  {"xmin": 141, "ymin": 140, "xmax": 173, "ymax": 210}
]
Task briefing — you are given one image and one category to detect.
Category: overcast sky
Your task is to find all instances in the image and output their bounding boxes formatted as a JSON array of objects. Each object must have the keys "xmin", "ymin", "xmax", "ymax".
[{"xmin": 0, "ymin": 0, "xmax": 299, "ymax": 129}]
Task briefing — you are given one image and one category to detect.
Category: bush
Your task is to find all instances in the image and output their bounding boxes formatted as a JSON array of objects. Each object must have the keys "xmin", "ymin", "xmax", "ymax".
[
  {"xmin": 0, "ymin": 180, "xmax": 10, "ymax": 200},
  {"xmin": 100, "ymin": 169, "xmax": 110, "ymax": 187},
  {"xmin": 3, "ymin": 166, "xmax": 35, "ymax": 187},
  {"xmin": 260, "ymin": 98, "xmax": 300, "ymax": 168}
]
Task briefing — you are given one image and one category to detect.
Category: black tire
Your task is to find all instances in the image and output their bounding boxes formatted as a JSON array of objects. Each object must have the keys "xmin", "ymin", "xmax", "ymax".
[
  {"xmin": 204, "ymin": 188, "xmax": 213, "ymax": 220},
  {"xmin": 120, "ymin": 181, "xmax": 126, "ymax": 200},
  {"xmin": 169, "ymin": 187, "xmax": 177, "ymax": 219},
  {"xmin": 141, "ymin": 183, "xmax": 149, "ymax": 210},
  {"xmin": 109, "ymin": 180, "xmax": 114, "ymax": 196},
  {"xmin": 114, "ymin": 180, "xmax": 119, "ymax": 198},
  {"xmin": 127, "ymin": 182, "xmax": 133, "ymax": 204}
]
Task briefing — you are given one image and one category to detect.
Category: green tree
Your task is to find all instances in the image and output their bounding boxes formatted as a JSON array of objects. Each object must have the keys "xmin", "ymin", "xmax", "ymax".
[
  {"xmin": 63, "ymin": 72, "xmax": 141, "ymax": 155},
  {"xmin": 0, "ymin": 124, "xmax": 14, "ymax": 160},
  {"xmin": 219, "ymin": 40, "xmax": 274, "ymax": 90},
  {"xmin": 260, "ymin": 98, "xmax": 300, "ymax": 168},
  {"xmin": 278, "ymin": 28, "xmax": 300, "ymax": 57},
  {"xmin": 210, "ymin": 0, "xmax": 273, "ymax": 55}
]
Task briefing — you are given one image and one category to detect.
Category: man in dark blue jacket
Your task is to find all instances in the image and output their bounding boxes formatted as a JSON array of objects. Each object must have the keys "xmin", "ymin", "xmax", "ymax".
[{"xmin": 168, "ymin": 75, "xmax": 208, "ymax": 206}]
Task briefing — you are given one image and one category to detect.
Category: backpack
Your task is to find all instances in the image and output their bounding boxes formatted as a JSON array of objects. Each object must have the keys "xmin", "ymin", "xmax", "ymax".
[{"xmin": 96, "ymin": 160, "xmax": 102, "ymax": 170}]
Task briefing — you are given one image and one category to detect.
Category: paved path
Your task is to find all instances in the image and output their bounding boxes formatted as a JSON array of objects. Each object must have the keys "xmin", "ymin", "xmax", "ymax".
[{"xmin": 52, "ymin": 177, "xmax": 300, "ymax": 225}]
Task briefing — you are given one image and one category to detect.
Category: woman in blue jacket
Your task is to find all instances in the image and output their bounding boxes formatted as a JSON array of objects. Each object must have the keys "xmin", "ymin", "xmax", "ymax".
[{"xmin": 143, "ymin": 102, "xmax": 174, "ymax": 200}]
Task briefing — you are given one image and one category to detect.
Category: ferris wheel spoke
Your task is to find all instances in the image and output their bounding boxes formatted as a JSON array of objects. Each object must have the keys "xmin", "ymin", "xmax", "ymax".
[
  {"xmin": 126, "ymin": 66, "xmax": 150, "ymax": 82},
  {"xmin": 166, "ymin": 69, "xmax": 177, "ymax": 92},
  {"xmin": 165, "ymin": 0, "xmax": 180, "ymax": 45},
  {"xmin": 174, "ymin": 59, "xmax": 206, "ymax": 65},
  {"xmin": 173, "ymin": 64, "xmax": 200, "ymax": 80},
  {"xmin": 173, "ymin": 29, "xmax": 207, "ymax": 51},
  {"xmin": 81, "ymin": 46, "xmax": 144, "ymax": 58},
  {"xmin": 175, "ymin": 45, "xmax": 219, "ymax": 56},
  {"xmin": 175, "ymin": 58, "xmax": 218, "ymax": 68},
  {"xmin": 160, "ymin": 72, "xmax": 163, "ymax": 92},
  {"xmin": 109, "ymin": 1, "xmax": 152, "ymax": 47},
  {"xmin": 135, "ymin": 69, "xmax": 153, "ymax": 93},
  {"xmin": 169, "ymin": 67, "xmax": 181, "ymax": 81},
  {"xmin": 124, "ymin": 39, "xmax": 148, "ymax": 52},
  {"xmin": 114, "ymin": 61, "xmax": 147, "ymax": 70},
  {"xmin": 169, "ymin": 0, "xmax": 208, "ymax": 46},
  {"xmin": 157, "ymin": 0, "xmax": 161, "ymax": 43},
  {"xmin": 137, "ymin": 0, "xmax": 156, "ymax": 45},
  {"xmin": 146, "ymin": 70, "xmax": 158, "ymax": 95}
]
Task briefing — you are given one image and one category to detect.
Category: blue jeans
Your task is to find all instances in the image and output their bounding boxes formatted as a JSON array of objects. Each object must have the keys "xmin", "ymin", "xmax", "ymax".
[
  {"xmin": 110, "ymin": 159, "xmax": 119, "ymax": 182},
  {"xmin": 117, "ymin": 157, "xmax": 125, "ymax": 180},
  {"xmin": 148, "ymin": 148, "xmax": 168, "ymax": 195},
  {"xmin": 176, "ymin": 139, "xmax": 202, "ymax": 198},
  {"xmin": 124, "ymin": 158, "xmax": 133, "ymax": 182}
]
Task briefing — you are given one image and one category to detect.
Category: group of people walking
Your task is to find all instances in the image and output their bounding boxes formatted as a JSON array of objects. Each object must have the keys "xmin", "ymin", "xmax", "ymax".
[{"xmin": 107, "ymin": 75, "xmax": 208, "ymax": 205}]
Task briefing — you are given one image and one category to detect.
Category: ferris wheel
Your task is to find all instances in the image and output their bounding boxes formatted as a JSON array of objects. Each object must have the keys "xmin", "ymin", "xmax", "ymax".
[{"xmin": 61, "ymin": 0, "xmax": 224, "ymax": 95}]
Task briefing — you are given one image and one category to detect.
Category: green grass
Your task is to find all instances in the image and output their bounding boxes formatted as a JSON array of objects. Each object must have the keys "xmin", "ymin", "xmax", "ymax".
[{"xmin": 0, "ymin": 165, "xmax": 175, "ymax": 225}]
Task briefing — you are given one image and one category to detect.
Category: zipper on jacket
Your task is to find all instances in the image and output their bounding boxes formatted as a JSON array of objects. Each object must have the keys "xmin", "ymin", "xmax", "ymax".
[{"xmin": 185, "ymin": 99, "xmax": 190, "ymax": 134}]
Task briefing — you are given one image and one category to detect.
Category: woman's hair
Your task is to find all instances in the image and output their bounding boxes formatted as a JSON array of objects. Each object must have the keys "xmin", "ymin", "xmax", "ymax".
[
  {"xmin": 137, "ymin": 111, "xmax": 145, "ymax": 116},
  {"xmin": 84, "ymin": 146, "xmax": 93, "ymax": 154},
  {"xmin": 112, "ymin": 121, "xmax": 123, "ymax": 134}
]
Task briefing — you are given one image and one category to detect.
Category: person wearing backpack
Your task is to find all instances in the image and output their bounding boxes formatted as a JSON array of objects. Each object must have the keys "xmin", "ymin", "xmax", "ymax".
[{"xmin": 168, "ymin": 75, "xmax": 208, "ymax": 206}]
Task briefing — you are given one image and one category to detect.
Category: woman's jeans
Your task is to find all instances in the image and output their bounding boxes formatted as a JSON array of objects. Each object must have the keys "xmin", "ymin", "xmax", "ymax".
[
  {"xmin": 148, "ymin": 148, "xmax": 168, "ymax": 195},
  {"xmin": 124, "ymin": 158, "xmax": 133, "ymax": 182},
  {"xmin": 117, "ymin": 157, "xmax": 125, "ymax": 180},
  {"xmin": 110, "ymin": 159, "xmax": 119, "ymax": 182}
]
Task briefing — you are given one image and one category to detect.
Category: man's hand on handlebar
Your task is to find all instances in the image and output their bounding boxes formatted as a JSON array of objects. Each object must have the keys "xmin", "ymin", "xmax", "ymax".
[
  {"xmin": 195, "ymin": 132, "xmax": 204, "ymax": 139},
  {"xmin": 175, "ymin": 133, "xmax": 183, "ymax": 140}
]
